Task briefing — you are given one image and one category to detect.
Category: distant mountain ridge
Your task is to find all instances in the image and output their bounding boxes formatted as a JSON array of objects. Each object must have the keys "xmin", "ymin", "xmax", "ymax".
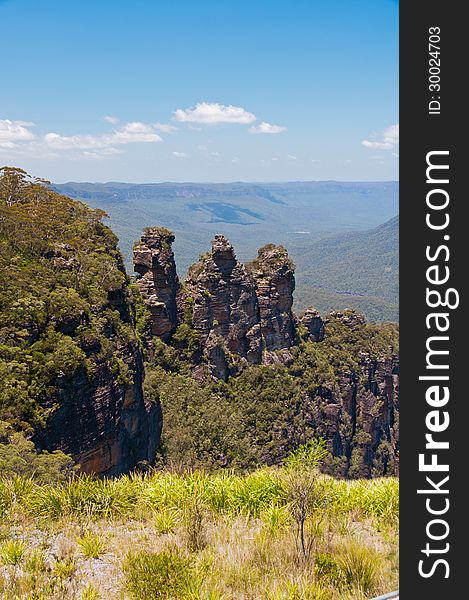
[
  {"xmin": 292, "ymin": 216, "xmax": 399, "ymax": 321},
  {"xmin": 54, "ymin": 180, "xmax": 399, "ymax": 322}
]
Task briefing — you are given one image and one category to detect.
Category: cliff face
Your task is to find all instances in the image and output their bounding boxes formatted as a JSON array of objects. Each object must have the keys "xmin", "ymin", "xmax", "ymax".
[
  {"xmin": 35, "ymin": 346, "xmax": 160, "ymax": 476},
  {"xmin": 306, "ymin": 351, "xmax": 399, "ymax": 478},
  {"xmin": 33, "ymin": 280, "xmax": 161, "ymax": 476},
  {"xmin": 134, "ymin": 233, "xmax": 301, "ymax": 378},
  {"xmin": 133, "ymin": 228, "xmax": 180, "ymax": 341},
  {"xmin": 34, "ymin": 280, "xmax": 162, "ymax": 475},
  {"xmin": 298, "ymin": 308, "xmax": 325, "ymax": 342},
  {"xmin": 299, "ymin": 310, "xmax": 399, "ymax": 477},
  {"xmin": 0, "ymin": 169, "xmax": 161, "ymax": 477}
]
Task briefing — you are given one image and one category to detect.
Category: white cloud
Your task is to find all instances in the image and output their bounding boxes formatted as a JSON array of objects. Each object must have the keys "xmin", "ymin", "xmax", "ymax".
[
  {"xmin": 362, "ymin": 124, "xmax": 399, "ymax": 150},
  {"xmin": 172, "ymin": 151, "xmax": 187, "ymax": 158},
  {"xmin": 287, "ymin": 154, "xmax": 297, "ymax": 161},
  {"xmin": 231, "ymin": 156, "xmax": 239, "ymax": 163},
  {"xmin": 0, "ymin": 118, "xmax": 163, "ymax": 160},
  {"xmin": 173, "ymin": 102, "xmax": 256, "ymax": 125},
  {"xmin": 198, "ymin": 144, "xmax": 208, "ymax": 151},
  {"xmin": 44, "ymin": 121, "xmax": 162, "ymax": 154},
  {"xmin": 249, "ymin": 121, "xmax": 287, "ymax": 134},
  {"xmin": 362, "ymin": 140, "xmax": 393, "ymax": 150},
  {"xmin": 0, "ymin": 119, "xmax": 36, "ymax": 148},
  {"xmin": 271, "ymin": 157, "xmax": 279, "ymax": 161},
  {"xmin": 112, "ymin": 122, "xmax": 163, "ymax": 143},
  {"xmin": 104, "ymin": 115, "xmax": 119, "ymax": 124},
  {"xmin": 153, "ymin": 122, "xmax": 178, "ymax": 133},
  {"xmin": 80, "ymin": 148, "xmax": 122, "ymax": 160},
  {"xmin": 209, "ymin": 151, "xmax": 220, "ymax": 157}
]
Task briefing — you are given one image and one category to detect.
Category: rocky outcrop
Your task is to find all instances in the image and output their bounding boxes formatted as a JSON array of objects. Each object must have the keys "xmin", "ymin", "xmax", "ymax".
[
  {"xmin": 298, "ymin": 308, "xmax": 325, "ymax": 342},
  {"xmin": 134, "ymin": 233, "xmax": 302, "ymax": 378},
  {"xmin": 132, "ymin": 230, "xmax": 399, "ymax": 476},
  {"xmin": 326, "ymin": 309, "xmax": 366, "ymax": 329},
  {"xmin": 304, "ymin": 313, "xmax": 399, "ymax": 477},
  {"xmin": 133, "ymin": 228, "xmax": 179, "ymax": 340},
  {"xmin": 247, "ymin": 244, "xmax": 296, "ymax": 353},
  {"xmin": 353, "ymin": 353, "xmax": 399, "ymax": 477},
  {"xmin": 184, "ymin": 235, "xmax": 262, "ymax": 379},
  {"xmin": 134, "ymin": 233, "xmax": 295, "ymax": 379}
]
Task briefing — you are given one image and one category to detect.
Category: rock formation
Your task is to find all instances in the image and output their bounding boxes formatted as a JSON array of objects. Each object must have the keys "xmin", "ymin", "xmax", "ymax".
[
  {"xmin": 133, "ymin": 228, "xmax": 180, "ymax": 340},
  {"xmin": 326, "ymin": 309, "xmax": 366, "ymax": 329},
  {"xmin": 306, "ymin": 350, "xmax": 399, "ymax": 478},
  {"xmin": 298, "ymin": 308, "xmax": 325, "ymax": 342},
  {"xmin": 133, "ymin": 233, "xmax": 303, "ymax": 379},
  {"xmin": 35, "ymin": 334, "xmax": 161, "ymax": 476},
  {"xmin": 247, "ymin": 244, "xmax": 296, "ymax": 353},
  {"xmin": 184, "ymin": 235, "xmax": 262, "ymax": 379},
  {"xmin": 133, "ymin": 230, "xmax": 399, "ymax": 476}
]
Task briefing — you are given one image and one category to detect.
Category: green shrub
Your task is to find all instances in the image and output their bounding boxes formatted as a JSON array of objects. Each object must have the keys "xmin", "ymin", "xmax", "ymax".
[
  {"xmin": 261, "ymin": 504, "xmax": 291, "ymax": 535},
  {"xmin": 314, "ymin": 552, "xmax": 342, "ymax": 584},
  {"xmin": 337, "ymin": 542, "xmax": 379, "ymax": 594},
  {"xmin": 81, "ymin": 584, "xmax": 101, "ymax": 600},
  {"xmin": 123, "ymin": 548, "xmax": 191, "ymax": 599},
  {"xmin": 154, "ymin": 509, "xmax": 179, "ymax": 534},
  {"xmin": 284, "ymin": 439, "xmax": 328, "ymax": 472},
  {"xmin": 182, "ymin": 494, "xmax": 207, "ymax": 552},
  {"xmin": 0, "ymin": 422, "xmax": 77, "ymax": 484},
  {"xmin": 25, "ymin": 549, "xmax": 47, "ymax": 574},
  {"xmin": 53, "ymin": 556, "xmax": 76, "ymax": 579},
  {"xmin": 0, "ymin": 538, "xmax": 27, "ymax": 565},
  {"xmin": 77, "ymin": 530, "xmax": 106, "ymax": 558}
]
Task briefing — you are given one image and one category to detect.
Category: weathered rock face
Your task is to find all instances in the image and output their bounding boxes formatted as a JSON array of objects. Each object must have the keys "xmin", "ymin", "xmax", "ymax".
[
  {"xmin": 132, "ymin": 234, "xmax": 371, "ymax": 375},
  {"xmin": 298, "ymin": 308, "xmax": 325, "ymax": 342},
  {"xmin": 184, "ymin": 235, "xmax": 262, "ymax": 379},
  {"xmin": 352, "ymin": 353, "xmax": 399, "ymax": 477},
  {"xmin": 133, "ymin": 233, "xmax": 301, "ymax": 378},
  {"xmin": 303, "ymin": 328, "xmax": 399, "ymax": 478},
  {"xmin": 247, "ymin": 244, "xmax": 296, "ymax": 353},
  {"xmin": 35, "ymin": 336, "xmax": 161, "ymax": 476},
  {"xmin": 34, "ymin": 263, "xmax": 161, "ymax": 476},
  {"xmin": 133, "ymin": 228, "xmax": 179, "ymax": 340}
]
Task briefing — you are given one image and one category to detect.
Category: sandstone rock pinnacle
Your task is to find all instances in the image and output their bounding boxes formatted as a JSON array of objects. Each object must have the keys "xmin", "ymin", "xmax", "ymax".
[{"xmin": 133, "ymin": 227, "xmax": 180, "ymax": 340}]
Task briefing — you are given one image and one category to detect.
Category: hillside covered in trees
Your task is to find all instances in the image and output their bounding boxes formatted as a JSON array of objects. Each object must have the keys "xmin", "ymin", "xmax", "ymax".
[{"xmin": 0, "ymin": 167, "xmax": 159, "ymax": 477}]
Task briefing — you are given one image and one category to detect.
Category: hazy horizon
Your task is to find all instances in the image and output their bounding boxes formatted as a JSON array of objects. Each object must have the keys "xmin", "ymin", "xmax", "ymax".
[{"xmin": 53, "ymin": 178, "xmax": 400, "ymax": 185}]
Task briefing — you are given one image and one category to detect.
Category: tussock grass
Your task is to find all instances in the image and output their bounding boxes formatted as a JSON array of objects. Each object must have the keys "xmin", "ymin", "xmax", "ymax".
[
  {"xmin": 0, "ymin": 469, "xmax": 398, "ymax": 523},
  {"xmin": 77, "ymin": 530, "xmax": 106, "ymax": 558},
  {"xmin": 0, "ymin": 538, "xmax": 26, "ymax": 565},
  {"xmin": 123, "ymin": 548, "xmax": 191, "ymax": 599},
  {"xmin": 0, "ymin": 467, "xmax": 398, "ymax": 599}
]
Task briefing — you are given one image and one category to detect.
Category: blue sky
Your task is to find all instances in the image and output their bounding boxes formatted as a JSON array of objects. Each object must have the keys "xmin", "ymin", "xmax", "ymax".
[{"xmin": 0, "ymin": 0, "xmax": 398, "ymax": 183}]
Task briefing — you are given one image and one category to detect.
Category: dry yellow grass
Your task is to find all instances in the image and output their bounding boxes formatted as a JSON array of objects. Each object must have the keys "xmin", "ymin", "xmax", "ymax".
[{"xmin": 0, "ymin": 464, "xmax": 398, "ymax": 599}]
